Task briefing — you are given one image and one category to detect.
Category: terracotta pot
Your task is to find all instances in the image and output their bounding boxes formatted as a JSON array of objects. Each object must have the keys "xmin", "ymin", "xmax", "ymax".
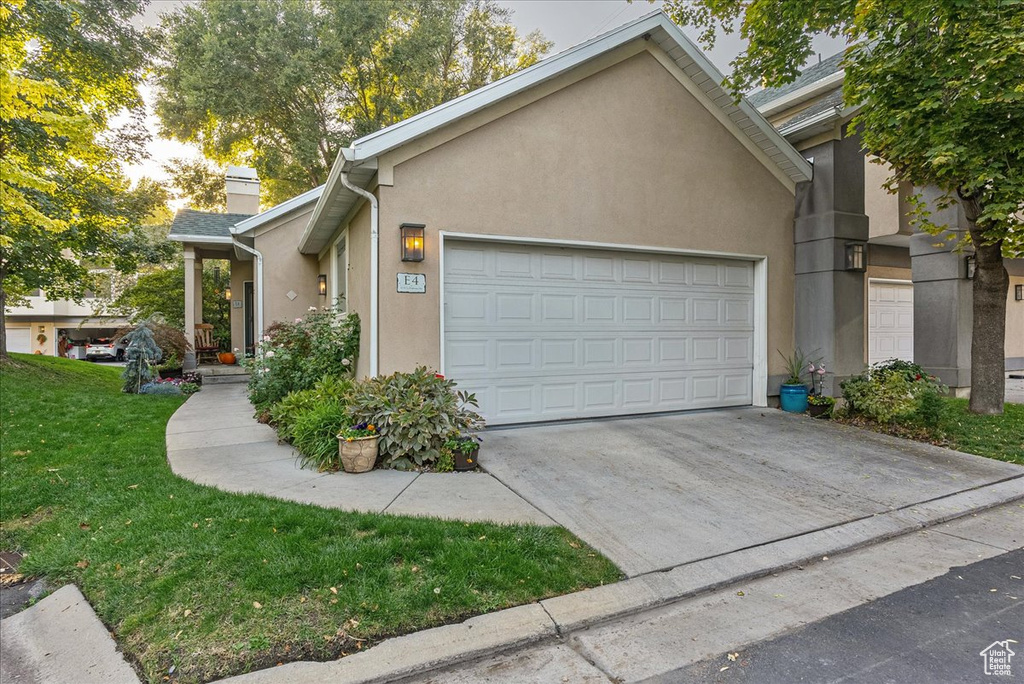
[
  {"xmin": 218, "ymin": 352, "xmax": 236, "ymax": 365},
  {"xmin": 453, "ymin": 444, "xmax": 480, "ymax": 471},
  {"xmin": 338, "ymin": 435, "xmax": 378, "ymax": 473}
]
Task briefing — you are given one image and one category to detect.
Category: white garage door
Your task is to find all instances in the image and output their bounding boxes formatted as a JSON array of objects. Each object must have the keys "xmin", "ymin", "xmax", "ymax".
[
  {"xmin": 868, "ymin": 280, "xmax": 914, "ymax": 365},
  {"xmin": 7, "ymin": 327, "xmax": 32, "ymax": 354},
  {"xmin": 443, "ymin": 241, "xmax": 755, "ymax": 424}
]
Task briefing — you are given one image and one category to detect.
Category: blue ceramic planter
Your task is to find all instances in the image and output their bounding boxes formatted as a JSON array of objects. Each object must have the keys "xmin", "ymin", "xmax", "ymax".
[{"xmin": 780, "ymin": 383, "xmax": 809, "ymax": 413}]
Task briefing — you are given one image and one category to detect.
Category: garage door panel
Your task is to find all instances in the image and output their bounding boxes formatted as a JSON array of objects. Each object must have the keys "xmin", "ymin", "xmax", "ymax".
[
  {"xmin": 868, "ymin": 281, "xmax": 914, "ymax": 366},
  {"xmin": 444, "ymin": 241, "xmax": 755, "ymax": 423}
]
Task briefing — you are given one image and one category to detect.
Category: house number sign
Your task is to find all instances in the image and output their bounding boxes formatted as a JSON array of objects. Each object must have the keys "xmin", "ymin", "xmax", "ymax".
[{"xmin": 397, "ymin": 273, "xmax": 426, "ymax": 293}]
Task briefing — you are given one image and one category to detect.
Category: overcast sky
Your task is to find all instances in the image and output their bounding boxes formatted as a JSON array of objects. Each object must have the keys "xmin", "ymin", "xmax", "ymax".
[{"xmin": 129, "ymin": 0, "xmax": 843, "ymax": 197}]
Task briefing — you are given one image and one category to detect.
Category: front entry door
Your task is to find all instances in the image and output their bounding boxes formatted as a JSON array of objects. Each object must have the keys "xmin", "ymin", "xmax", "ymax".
[{"xmin": 243, "ymin": 281, "xmax": 254, "ymax": 354}]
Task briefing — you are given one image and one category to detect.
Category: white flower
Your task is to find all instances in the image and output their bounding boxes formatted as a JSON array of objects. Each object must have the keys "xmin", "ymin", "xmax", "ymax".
[
  {"xmin": 265, "ymin": 350, "xmax": 275, "ymax": 358},
  {"xmin": 295, "ymin": 317, "xmax": 302, "ymax": 323},
  {"xmin": 342, "ymin": 358, "xmax": 350, "ymax": 366},
  {"xmin": 308, "ymin": 306, "xmax": 317, "ymax": 312},
  {"xmin": 262, "ymin": 335, "xmax": 271, "ymax": 342}
]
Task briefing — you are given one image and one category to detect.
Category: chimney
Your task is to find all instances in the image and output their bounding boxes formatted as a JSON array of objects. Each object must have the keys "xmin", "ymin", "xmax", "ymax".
[{"xmin": 225, "ymin": 165, "xmax": 260, "ymax": 215}]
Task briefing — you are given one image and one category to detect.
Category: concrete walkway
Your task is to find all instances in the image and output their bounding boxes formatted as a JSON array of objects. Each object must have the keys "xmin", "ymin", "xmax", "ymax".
[{"xmin": 165, "ymin": 384, "xmax": 553, "ymax": 526}]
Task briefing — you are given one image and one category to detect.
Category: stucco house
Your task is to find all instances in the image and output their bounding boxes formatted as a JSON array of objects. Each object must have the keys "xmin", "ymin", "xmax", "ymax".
[{"xmin": 168, "ymin": 11, "xmax": 1022, "ymax": 425}]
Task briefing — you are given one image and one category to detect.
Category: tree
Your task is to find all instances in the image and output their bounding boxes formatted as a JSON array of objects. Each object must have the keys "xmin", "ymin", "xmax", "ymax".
[
  {"xmin": 154, "ymin": 0, "xmax": 552, "ymax": 205},
  {"xmin": 113, "ymin": 261, "xmax": 232, "ymax": 350},
  {"xmin": 0, "ymin": 0, "xmax": 165, "ymax": 361},
  {"xmin": 663, "ymin": 0, "xmax": 1023, "ymax": 414},
  {"xmin": 163, "ymin": 157, "xmax": 228, "ymax": 212}
]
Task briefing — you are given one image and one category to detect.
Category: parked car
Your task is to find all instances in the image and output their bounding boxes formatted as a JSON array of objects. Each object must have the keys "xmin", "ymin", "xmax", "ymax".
[{"xmin": 85, "ymin": 337, "xmax": 125, "ymax": 361}]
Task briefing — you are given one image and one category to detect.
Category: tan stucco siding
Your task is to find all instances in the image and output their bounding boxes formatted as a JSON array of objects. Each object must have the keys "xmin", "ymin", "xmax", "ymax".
[
  {"xmin": 375, "ymin": 50, "xmax": 796, "ymax": 377},
  {"xmin": 865, "ymin": 156, "xmax": 901, "ymax": 239},
  {"xmin": 229, "ymin": 256, "xmax": 253, "ymax": 352},
  {"xmin": 1008, "ymin": 275, "xmax": 1024, "ymax": 363},
  {"xmin": 253, "ymin": 209, "xmax": 321, "ymax": 328},
  {"xmin": 345, "ymin": 201, "xmax": 372, "ymax": 378}
]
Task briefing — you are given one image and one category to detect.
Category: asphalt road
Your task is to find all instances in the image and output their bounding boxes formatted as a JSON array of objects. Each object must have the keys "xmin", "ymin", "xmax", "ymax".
[{"xmin": 653, "ymin": 548, "xmax": 1023, "ymax": 684}]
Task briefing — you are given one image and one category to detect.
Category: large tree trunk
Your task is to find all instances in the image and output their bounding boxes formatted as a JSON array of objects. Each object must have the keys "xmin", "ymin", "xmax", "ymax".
[{"xmin": 962, "ymin": 198, "xmax": 1007, "ymax": 415}]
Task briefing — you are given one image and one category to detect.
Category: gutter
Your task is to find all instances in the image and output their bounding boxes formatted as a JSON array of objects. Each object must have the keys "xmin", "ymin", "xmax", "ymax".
[
  {"xmin": 339, "ymin": 166, "xmax": 379, "ymax": 377},
  {"xmin": 231, "ymin": 238, "xmax": 264, "ymax": 343}
]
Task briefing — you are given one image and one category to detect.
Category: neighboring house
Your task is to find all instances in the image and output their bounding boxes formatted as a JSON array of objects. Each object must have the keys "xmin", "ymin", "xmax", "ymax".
[
  {"xmin": 3, "ymin": 272, "xmax": 131, "ymax": 358},
  {"xmin": 748, "ymin": 51, "xmax": 1024, "ymax": 391},
  {"xmin": 170, "ymin": 11, "xmax": 1022, "ymax": 425}
]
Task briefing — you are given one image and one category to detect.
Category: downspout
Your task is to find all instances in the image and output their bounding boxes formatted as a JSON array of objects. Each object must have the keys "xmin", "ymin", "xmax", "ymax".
[
  {"xmin": 339, "ymin": 167, "xmax": 379, "ymax": 377},
  {"xmin": 232, "ymin": 238, "xmax": 264, "ymax": 343}
]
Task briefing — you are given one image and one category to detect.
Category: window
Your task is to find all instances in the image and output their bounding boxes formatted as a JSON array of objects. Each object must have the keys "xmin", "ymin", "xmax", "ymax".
[{"xmin": 334, "ymin": 235, "xmax": 347, "ymax": 311}]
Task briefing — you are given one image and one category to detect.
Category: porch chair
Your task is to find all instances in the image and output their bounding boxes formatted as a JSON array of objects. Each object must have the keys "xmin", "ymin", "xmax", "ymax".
[{"xmin": 194, "ymin": 323, "xmax": 220, "ymax": 364}]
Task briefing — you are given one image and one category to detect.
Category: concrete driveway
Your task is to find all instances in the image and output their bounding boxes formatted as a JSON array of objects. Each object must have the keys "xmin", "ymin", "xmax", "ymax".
[{"xmin": 483, "ymin": 409, "xmax": 1023, "ymax": 576}]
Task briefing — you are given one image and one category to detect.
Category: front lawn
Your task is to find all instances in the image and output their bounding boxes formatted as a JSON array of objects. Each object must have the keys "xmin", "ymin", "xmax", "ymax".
[
  {"xmin": 0, "ymin": 355, "xmax": 620, "ymax": 683},
  {"xmin": 838, "ymin": 397, "xmax": 1023, "ymax": 466}
]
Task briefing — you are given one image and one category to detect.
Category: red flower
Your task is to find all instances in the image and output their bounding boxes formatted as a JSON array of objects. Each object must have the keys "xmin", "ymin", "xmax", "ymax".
[{"xmin": 435, "ymin": 373, "xmax": 445, "ymax": 379}]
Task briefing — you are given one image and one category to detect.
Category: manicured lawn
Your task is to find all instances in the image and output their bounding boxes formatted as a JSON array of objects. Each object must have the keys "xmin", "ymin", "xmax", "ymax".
[
  {"xmin": 0, "ymin": 355, "xmax": 620, "ymax": 683},
  {"xmin": 838, "ymin": 397, "xmax": 1023, "ymax": 466}
]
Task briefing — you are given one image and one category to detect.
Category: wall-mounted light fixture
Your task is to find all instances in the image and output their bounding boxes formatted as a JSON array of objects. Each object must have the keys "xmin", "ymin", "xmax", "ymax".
[
  {"xmin": 318, "ymin": 274, "xmax": 327, "ymax": 296},
  {"xmin": 1016, "ymin": 283, "xmax": 1023, "ymax": 301},
  {"xmin": 400, "ymin": 223, "xmax": 425, "ymax": 262},
  {"xmin": 224, "ymin": 286, "xmax": 232, "ymax": 301},
  {"xmin": 844, "ymin": 242, "xmax": 866, "ymax": 271},
  {"xmin": 965, "ymin": 254, "xmax": 976, "ymax": 280}
]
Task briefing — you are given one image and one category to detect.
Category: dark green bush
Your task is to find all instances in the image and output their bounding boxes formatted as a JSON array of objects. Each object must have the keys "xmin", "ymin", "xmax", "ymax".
[
  {"xmin": 841, "ymin": 358, "xmax": 947, "ymax": 424},
  {"xmin": 347, "ymin": 367, "xmax": 484, "ymax": 468},
  {"xmin": 271, "ymin": 376, "xmax": 353, "ymax": 443}
]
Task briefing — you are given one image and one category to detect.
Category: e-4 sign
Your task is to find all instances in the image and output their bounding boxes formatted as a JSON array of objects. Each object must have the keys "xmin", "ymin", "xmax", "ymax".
[{"xmin": 397, "ymin": 273, "xmax": 426, "ymax": 293}]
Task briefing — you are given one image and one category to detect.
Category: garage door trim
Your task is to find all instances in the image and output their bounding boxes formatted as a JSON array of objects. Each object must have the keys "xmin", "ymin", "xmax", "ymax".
[{"xmin": 438, "ymin": 231, "xmax": 769, "ymax": 409}]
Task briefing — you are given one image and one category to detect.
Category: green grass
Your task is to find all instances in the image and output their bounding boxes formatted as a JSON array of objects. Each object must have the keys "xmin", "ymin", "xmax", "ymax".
[
  {"xmin": 0, "ymin": 355, "xmax": 620, "ymax": 683},
  {"xmin": 934, "ymin": 397, "xmax": 1024, "ymax": 465}
]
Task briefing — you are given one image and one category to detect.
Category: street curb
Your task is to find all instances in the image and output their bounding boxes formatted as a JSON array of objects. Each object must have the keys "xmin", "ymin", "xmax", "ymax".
[{"xmin": 212, "ymin": 475, "xmax": 1024, "ymax": 684}]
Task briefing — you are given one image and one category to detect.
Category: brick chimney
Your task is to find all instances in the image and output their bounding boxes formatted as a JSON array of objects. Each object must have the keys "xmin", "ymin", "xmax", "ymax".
[{"xmin": 225, "ymin": 165, "xmax": 260, "ymax": 215}]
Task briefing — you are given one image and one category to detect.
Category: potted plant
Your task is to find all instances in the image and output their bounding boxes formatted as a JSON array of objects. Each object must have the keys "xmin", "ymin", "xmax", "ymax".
[
  {"xmin": 442, "ymin": 434, "xmax": 481, "ymax": 471},
  {"xmin": 807, "ymin": 394, "xmax": 835, "ymax": 418},
  {"xmin": 778, "ymin": 348, "xmax": 819, "ymax": 413},
  {"xmin": 337, "ymin": 422, "xmax": 378, "ymax": 473}
]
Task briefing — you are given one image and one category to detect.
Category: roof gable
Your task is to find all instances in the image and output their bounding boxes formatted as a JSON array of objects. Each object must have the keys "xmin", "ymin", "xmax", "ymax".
[{"xmin": 167, "ymin": 209, "xmax": 252, "ymax": 243}]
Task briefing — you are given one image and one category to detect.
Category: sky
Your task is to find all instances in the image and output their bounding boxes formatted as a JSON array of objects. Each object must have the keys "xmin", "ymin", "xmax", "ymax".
[{"xmin": 127, "ymin": 0, "xmax": 844, "ymax": 199}]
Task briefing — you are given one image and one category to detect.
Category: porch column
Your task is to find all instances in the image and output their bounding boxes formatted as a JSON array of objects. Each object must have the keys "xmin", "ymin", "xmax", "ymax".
[
  {"xmin": 193, "ymin": 255, "xmax": 204, "ymax": 328},
  {"xmin": 183, "ymin": 247, "xmax": 197, "ymax": 371},
  {"xmin": 792, "ymin": 132, "xmax": 870, "ymax": 395},
  {"xmin": 910, "ymin": 186, "xmax": 973, "ymax": 395}
]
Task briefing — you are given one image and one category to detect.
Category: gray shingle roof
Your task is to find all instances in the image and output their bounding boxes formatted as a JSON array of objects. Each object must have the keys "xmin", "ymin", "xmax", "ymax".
[
  {"xmin": 777, "ymin": 87, "xmax": 845, "ymax": 131},
  {"xmin": 168, "ymin": 209, "xmax": 251, "ymax": 239},
  {"xmin": 747, "ymin": 51, "xmax": 845, "ymax": 107}
]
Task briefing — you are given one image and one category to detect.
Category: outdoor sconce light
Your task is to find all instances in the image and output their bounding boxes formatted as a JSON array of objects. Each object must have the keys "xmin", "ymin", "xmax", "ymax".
[
  {"xmin": 1016, "ymin": 284, "xmax": 1023, "ymax": 301},
  {"xmin": 844, "ymin": 242, "xmax": 866, "ymax": 272},
  {"xmin": 318, "ymin": 274, "xmax": 327, "ymax": 296},
  {"xmin": 400, "ymin": 223, "xmax": 425, "ymax": 262},
  {"xmin": 224, "ymin": 286, "xmax": 232, "ymax": 301},
  {"xmin": 965, "ymin": 254, "xmax": 977, "ymax": 280}
]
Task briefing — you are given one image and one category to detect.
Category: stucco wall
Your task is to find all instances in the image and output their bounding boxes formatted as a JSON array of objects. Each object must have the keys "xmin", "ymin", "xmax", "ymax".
[
  {"xmin": 229, "ymin": 256, "xmax": 253, "ymax": 352},
  {"xmin": 375, "ymin": 49, "xmax": 797, "ymax": 378},
  {"xmin": 1008, "ymin": 275, "xmax": 1024, "ymax": 366},
  {"xmin": 319, "ymin": 200, "xmax": 373, "ymax": 378},
  {"xmin": 865, "ymin": 156, "xmax": 901, "ymax": 239},
  {"xmin": 253, "ymin": 209, "xmax": 321, "ymax": 328}
]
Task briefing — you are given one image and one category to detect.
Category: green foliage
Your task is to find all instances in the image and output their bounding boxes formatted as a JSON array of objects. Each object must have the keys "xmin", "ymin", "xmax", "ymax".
[
  {"xmin": 154, "ymin": 0, "xmax": 552, "ymax": 204},
  {"xmin": 841, "ymin": 359, "xmax": 948, "ymax": 424},
  {"xmin": 0, "ymin": 0, "xmax": 167, "ymax": 358},
  {"xmin": 116, "ymin": 320, "xmax": 192, "ymax": 369},
  {"xmin": 292, "ymin": 401, "xmax": 349, "ymax": 471},
  {"xmin": 163, "ymin": 157, "xmax": 228, "ymax": 211},
  {"xmin": 179, "ymin": 382, "xmax": 201, "ymax": 396},
  {"xmin": 246, "ymin": 310, "xmax": 359, "ymax": 411},
  {"xmin": 347, "ymin": 368, "xmax": 484, "ymax": 468},
  {"xmin": 140, "ymin": 382, "xmax": 183, "ymax": 396},
  {"xmin": 778, "ymin": 347, "xmax": 820, "ymax": 385},
  {"xmin": 0, "ymin": 355, "xmax": 620, "ymax": 683},
  {"xmin": 270, "ymin": 375, "xmax": 353, "ymax": 443},
  {"xmin": 121, "ymin": 322, "xmax": 162, "ymax": 394},
  {"xmin": 113, "ymin": 260, "xmax": 232, "ymax": 349},
  {"xmin": 435, "ymin": 448, "xmax": 455, "ymax": 473}
]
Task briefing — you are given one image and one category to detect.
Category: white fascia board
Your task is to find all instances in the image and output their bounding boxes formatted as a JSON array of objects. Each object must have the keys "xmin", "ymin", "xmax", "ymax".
[
  {"xmin": 166, "ymin": 234, "xmax": 233, "ymax": 245},
  {"xmin": 347, "ymin": 11, "xmax": 669, "ymax": 163},
  {"xmin": 755, "ymin": 71, "xmax": 846, "ymax": 117},
  {"xmin": 231, "ymin": 185, "xmax": 324, "ymax": 235},
  {"xmin": 778, "ymin": 103, "xmax": 860, "ymax": 139}
]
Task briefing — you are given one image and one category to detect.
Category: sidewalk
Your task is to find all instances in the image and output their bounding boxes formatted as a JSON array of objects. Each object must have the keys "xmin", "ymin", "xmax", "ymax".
[{"xmin": 164, "ymin": 384, "xmax": 553, "ymax": 526}]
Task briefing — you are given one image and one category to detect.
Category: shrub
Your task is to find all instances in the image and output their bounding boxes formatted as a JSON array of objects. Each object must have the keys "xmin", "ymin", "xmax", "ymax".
[
  {"xmin": 116, "ymin": 321, "xmax": 191, "ymax": 365},
  {"xmin": 247, "ymin": 310, "xmax": 359, "ymax": 411},
  {"xmin": 292, "ymin": 401, "xmax": 348, "ymax": 471},
  {"xmin": 180, "ymin": 382, "xmax": 201, "ymax": 396},
  {"xmin": 346, "ymin": 367, "xmax": 484, "ymax": 468},
  {"xmin": 841, "ymin": 358, "xmax": 947, "ymax": 424},
  {"xmin": 140, "ymin": 382, "xmax": 183, "ymax": 395},
  {"xmin": 270, "ymin": 375, "xmax": 353, "ymax": 442},
  {"xmin": 122, "ymin": 322, "xmax": 162, "ymax": 393}
]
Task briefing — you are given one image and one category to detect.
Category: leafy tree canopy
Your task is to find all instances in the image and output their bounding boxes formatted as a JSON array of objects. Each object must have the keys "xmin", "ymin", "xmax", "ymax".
[
  {"xmin": 662, "ymin": 0, "xmax": 1022, "ymax": 414},
  {"xmin": 1, "ymin": 0, "xmax": 169, "ymax": 359},
  {"xmin": 163, "ymin": 157, "xmax": 228, "ymax": 212},
  {"xmin": 154, "ymin": 0, "xmax": 552, "ymax": 204}
]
